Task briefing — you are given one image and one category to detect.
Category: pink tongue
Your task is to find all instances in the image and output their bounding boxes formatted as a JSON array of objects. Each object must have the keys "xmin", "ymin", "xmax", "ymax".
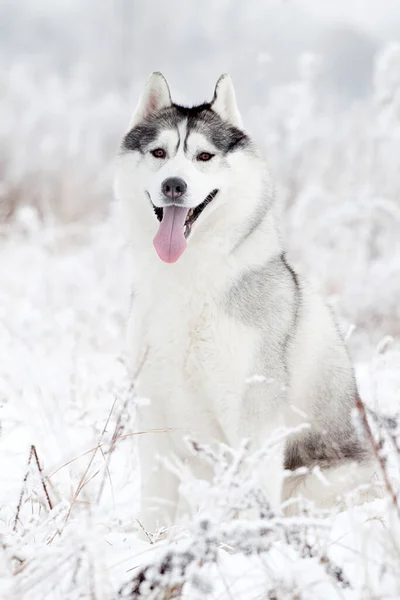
[{"xmin": 153, "ymin": 206, "xmax": 189, "ymax": 263}]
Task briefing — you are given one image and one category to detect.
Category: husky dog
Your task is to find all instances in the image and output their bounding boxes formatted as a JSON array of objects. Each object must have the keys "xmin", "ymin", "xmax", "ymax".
[{"xmin": 115, "ymin": 73, "xmax": 376, "ymax": 534}]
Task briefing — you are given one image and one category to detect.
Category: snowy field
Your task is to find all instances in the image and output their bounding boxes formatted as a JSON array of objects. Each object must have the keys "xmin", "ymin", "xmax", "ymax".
[{"xmin": 1, "ymin": 24, "xmax": 400, "ymax": 600}]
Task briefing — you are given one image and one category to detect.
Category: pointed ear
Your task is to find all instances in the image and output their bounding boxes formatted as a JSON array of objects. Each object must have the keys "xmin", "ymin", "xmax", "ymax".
[
  {"xmin": 130, "ymin": 72, "xmax": 172, "ymax": 127},
  {"xmin": 211, "ymin": 74, "xmax": 242, "ymax": 128}
]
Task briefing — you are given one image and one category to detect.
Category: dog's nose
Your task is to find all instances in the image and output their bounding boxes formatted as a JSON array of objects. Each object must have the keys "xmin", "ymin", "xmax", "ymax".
[{"xmin": 161, "ymin": 177, "xmax": 187, "ymax": 202}]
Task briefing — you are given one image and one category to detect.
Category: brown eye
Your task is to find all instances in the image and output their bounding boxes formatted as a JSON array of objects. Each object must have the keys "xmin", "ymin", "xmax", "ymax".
[
  {"xmin": 197, "ymin": 152, "xmax": 214, "ymax": 162},
  {"xmin": 151, "ymin": 148, "xmax": 166, "ymax": 159}
]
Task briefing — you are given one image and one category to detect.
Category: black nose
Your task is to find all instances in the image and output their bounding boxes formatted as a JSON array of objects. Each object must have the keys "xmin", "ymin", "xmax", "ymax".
[{"xmin": 161, "ymin": 177, "xmax": 187, "ymax": 201}]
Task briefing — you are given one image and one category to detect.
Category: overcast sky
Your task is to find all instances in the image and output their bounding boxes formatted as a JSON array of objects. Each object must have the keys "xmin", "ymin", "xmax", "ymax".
[
  {"xmin": 299, "ymin": 0, "xmax": 400, "ymax": 38},
  {"xmin": 2, "ymin": 0, "xmax": 399, "ymax": 101}
]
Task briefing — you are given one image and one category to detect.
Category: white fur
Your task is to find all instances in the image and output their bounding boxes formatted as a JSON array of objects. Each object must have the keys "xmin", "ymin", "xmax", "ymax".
[
  {"xmin": 130, "ymin": 72, "xmax": 171, "ymax": 128},
  {"xmin": 211, "ymin": 73, "xmax": 243, "ymax": 128}
]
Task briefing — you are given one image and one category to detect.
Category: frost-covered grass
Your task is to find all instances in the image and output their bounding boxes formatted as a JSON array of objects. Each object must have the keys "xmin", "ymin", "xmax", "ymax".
[{"xmin": 1, "ymin": 46, "xmax": 400, "ymax": 599}]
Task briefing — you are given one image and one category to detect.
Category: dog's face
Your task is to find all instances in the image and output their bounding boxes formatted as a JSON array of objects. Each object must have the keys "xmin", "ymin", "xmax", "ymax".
[{"xmin": 115, "ymin": 73, "xmax": 265, "ymax": 263}]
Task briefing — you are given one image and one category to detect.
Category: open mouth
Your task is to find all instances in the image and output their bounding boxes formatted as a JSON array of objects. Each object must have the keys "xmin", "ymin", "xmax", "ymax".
[
  {"xmin": 150, "ymin": 189, "xmax": 218, "ymax": 264},
  {"xmin": 152, "ymin": 189, "xmax": 218, "ymax": 238}
]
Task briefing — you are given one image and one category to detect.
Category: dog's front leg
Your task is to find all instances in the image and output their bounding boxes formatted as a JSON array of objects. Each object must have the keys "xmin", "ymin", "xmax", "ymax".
[
  {"xmin": 256, "ymin": 429, "xmax": 285, "ymax": 512},
  {"xmin": 250, "ymin": 422, "xmax": 285, "ymax": 514},
  {"xmin": 223, "ymin": 395, "xmax": 286, "ymax": 513},
  {"xmin": 138, "ymin": 433, "xmax": 179, "ymax": 536}
]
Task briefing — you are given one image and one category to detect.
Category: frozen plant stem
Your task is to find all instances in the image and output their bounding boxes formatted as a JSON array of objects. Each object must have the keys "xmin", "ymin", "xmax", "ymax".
[
  {"xmin": 355, "ymin": 395, "xmax": 400, "ymax": 519},
  {"xmin": 13, "ymin": 445, "xmax": 53, "ymax": 532}
]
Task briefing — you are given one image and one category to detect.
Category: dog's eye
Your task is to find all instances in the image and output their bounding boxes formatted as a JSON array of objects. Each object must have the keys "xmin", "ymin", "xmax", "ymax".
[
  {"xmin": 151, "ymin": 148, "xmax": 167, "ymax": 159},
  {"xmin": 197, "ymin": 152, "xmax": 214, "ymax": 162}
]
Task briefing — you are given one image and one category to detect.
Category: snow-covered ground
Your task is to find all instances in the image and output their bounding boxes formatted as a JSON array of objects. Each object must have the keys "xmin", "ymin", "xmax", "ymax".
[{"xmin": 1, "ymin": 44, "xmax": 400, "ymax": 599}]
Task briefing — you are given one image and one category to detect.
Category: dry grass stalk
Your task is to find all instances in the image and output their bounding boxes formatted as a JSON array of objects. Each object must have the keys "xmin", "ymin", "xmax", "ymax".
[
  {"xmin": 355, "ymin": 395, "xmax": 400, "ymax": 520},
  {"xmin": 13, "ymin": 444, "xmax": 53, "ymax": 532}
]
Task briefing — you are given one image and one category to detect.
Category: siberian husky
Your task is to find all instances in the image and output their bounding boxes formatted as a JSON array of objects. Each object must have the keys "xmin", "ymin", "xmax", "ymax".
[{"xmin": 114, "ymin": 72, "xmax": 376, "ymax": 535}]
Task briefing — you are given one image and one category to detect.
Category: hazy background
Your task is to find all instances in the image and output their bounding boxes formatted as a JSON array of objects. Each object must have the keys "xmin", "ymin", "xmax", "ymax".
[
  {"xmin": 1, "ymin": 0, "xmax": 399, "ymax": 344},
  {"xmin": 2, "ymin": 0, "xmax": 400, "ymax": 97}
]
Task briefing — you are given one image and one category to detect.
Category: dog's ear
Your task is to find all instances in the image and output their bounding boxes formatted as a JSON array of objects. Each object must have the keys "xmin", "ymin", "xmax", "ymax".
[
  {"xmin": 211, "ymin": 74, "xmax": 242, "ymax": 128},
  {"xmin": 130, "ymin": 72, "xmax": 172, "ymax": 127}
]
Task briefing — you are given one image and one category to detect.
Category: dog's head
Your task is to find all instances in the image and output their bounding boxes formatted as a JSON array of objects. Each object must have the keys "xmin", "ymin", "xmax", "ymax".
[{"xmin": 115, "ymin": 73, "xmax": 267, "ymax": 264}]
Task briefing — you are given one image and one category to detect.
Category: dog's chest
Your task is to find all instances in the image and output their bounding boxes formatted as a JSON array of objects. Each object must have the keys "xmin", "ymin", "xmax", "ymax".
[{"xmin": 133, "ymin": 277, "xmax": 257, "ymax": 432}]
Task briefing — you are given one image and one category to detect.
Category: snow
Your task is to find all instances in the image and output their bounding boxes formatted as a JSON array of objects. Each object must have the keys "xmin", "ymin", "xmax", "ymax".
[{"xmin": 1, "ymin": 40, "xmax": 400, "ymax": 599}]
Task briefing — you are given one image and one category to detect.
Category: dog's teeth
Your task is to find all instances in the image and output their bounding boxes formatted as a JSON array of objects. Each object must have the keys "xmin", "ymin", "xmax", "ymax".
[{"xmin": 188, "ymin": 209, "xmax": 194, "ymax": 216}]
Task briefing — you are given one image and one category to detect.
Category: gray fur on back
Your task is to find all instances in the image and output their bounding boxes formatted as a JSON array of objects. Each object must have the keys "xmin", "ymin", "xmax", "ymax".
[{"xmin": 225, "ymin": 252, "xmax": 370, "ymax": 471}]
